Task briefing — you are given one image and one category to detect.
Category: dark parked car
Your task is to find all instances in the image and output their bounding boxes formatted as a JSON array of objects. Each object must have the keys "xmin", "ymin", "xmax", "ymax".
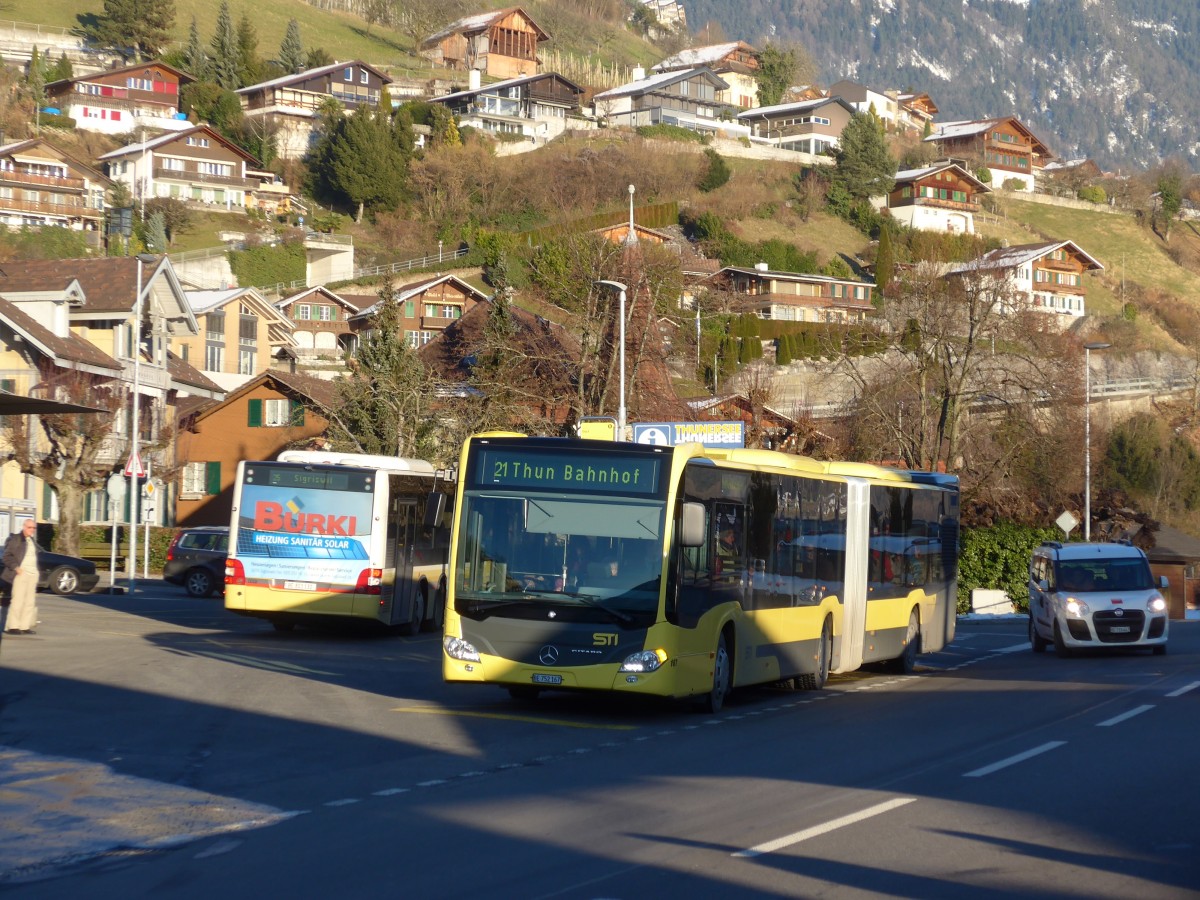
[
  {"xmin": 163, "ymin": 526, "xmax": 229, "ymax": 597},
  {"xmin": 1, "ymin": 546, "xmax": 100, "ymax": 596}
]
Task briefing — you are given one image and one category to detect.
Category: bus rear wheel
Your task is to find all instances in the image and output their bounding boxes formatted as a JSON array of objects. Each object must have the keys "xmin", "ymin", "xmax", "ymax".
[
  {"xmin": 400, "ymin": 591, "xmax": 425, "ymax": 636},
  {"xmin": 795, "ymin": 619, "xmax": 831, "ymax": 691},
  {"xmin": 696, "ymin": 633, "xmax": 731, "ymax": 713},
  {"xmin": 887, "ymin": 610, "xmax": 920, "ymax": 674}
]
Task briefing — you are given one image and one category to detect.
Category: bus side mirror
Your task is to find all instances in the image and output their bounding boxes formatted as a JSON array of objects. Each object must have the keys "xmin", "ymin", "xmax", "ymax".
[
  {"xmin": 681, "ymin": 502, "xmax": 705, "ymax": 548},
  {"xmin": 424, "ymin": 491, "xmax": 446, "ymax": 528}
]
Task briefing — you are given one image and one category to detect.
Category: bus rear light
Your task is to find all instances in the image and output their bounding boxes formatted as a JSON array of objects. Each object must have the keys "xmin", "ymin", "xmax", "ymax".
[
  {"xmin": 356, "ymin": 568, "xmax": 383, "ymax": 595},
  {"xmin": 225, "ymin": 558, "xmax": 245, "ymax": 585}
]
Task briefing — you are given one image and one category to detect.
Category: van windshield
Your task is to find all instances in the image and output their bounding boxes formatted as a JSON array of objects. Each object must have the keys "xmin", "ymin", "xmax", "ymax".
[{"xmin": 1057, "ymin": 558, "xmax": 1154, "ymax": 592}]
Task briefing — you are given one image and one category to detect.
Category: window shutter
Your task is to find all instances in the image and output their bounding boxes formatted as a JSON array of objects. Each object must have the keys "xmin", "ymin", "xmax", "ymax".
[
  {"xmin": 0, "ymin": 378, "xmax": 14, "ymax": 392},
  {"xmin": 247, "ymin": 398, "xmax": 262, "ymax": 427},
  {"xmin": 205, "ymin": 461, "xmax": 222, "ymax": 495},
  {"xmin": 289, "ymin": 399, "xmax": 305, "ymax": 427}
]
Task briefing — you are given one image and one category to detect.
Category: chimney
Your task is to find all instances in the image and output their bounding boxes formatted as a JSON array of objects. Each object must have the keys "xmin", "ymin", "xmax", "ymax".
[
  {"xmin": 631, "ymin": 65, "xmax": 646, "ymax": 81},
  {"xmin": 468, "ymin": 68, "xmax": 481, "ymax": 91}
]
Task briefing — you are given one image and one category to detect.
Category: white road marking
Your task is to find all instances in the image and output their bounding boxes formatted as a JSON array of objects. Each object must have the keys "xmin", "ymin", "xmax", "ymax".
[
  {"xmin": 323, "ymin": 798, "xmax": 360, "ymax": 807},
  {"xmin": 964, "ymin": 741, "xmax": 1067, "ymax": 777},
  {"xmin": 372, "ymin": 788, "xmax": 409, "ymax": 796},
  {"xmin": 1166, "ymin": 681, "xmax": 1200, "ymax": 698},
  {"xmin": 1097, "ymin": 704, "xmax": 1154, "ymax": 727},
  {"xmin": 996, "ymin": 643, "xmax": 1031, "ymax": 653},
  {"xmin": 733, "ymin": 798, "xmax": 917, "ymax": 858}
]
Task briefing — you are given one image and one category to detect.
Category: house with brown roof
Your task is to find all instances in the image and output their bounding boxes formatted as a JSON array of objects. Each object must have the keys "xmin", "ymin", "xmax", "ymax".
[
  {"xmin": 652, "ymin": 41, "xmax": 760, "ymax": 109},
  {"xmin": 344, "ymin": 275, "xmax": 492, "ymax": 349},
  {"xmin": 0, "ymin": 255, "xmax": 223, "ymax": 524},
  {"xmin": 946, "ymin": 240, "xmax": 1103, "ymax": 319},
  {"xmin": 883, "ymin": 161, "xmax": 990, "ymax": 234},
  {"xmin": 925, "ymin": 117, "xmax": 1054, "ymax": 193},
  {"xmin": 0, "ymin": 138, "xmax": 112, "ymax": 244},
  {"xmin": 237, "ymin": 60, "xmax": 393, "ymax": 160},
  {"xmin": 420, "ymin": 8, "xmax": 550, "ymax": 79},
  {"xmin": 275, "ymin": 286, "xmax": 365, "ymax": 360},
  {"xmin": 707, "ymin": 264, "xmax": 875, "ymax": 325},
  {"xmin": 175, "ymin": 369, "xmax": 337, "ymax": 526},
  {"xmin": 98, "ymin": 124, "xmax": 261, "ymax": 211},
  {"xmin": 0, "ymin": 294, "xmax": 124, "ymax": 527},
  {"xmin": 45, "ymin": 60, "xmax": 195, "ymax": 136}
]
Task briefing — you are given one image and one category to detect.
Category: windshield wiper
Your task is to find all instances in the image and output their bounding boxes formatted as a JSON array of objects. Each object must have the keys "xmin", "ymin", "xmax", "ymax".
[{"xmin": 546, "ymin": 591, "xmax": 633, "ymax": 625}]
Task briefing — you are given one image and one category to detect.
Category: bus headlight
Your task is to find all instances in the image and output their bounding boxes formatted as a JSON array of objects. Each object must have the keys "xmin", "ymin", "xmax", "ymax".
[
  {"xmin": 444, "ymin": 635, "xmax": 480, "ymax": 662},
  {"xmin": 1065, "ymin": 597, "xmax": 1090, "ymax": 617},
  {"xmin": 619, "ymin": 648, "xmax": 668, "ymax": 673},
  {"xmin": 1147, "ymin": 596, "xmax": 1167, "ymax": 613}
]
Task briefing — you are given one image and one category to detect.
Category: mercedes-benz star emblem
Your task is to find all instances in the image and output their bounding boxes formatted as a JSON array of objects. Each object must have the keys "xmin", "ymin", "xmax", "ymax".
[{"xmin": 539, "ymin": 645, "xmax": 559, "ymax": 666}]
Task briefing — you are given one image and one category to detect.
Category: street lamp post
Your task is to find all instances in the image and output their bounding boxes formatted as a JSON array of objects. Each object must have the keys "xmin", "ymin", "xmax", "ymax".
[
  {"xmin": 127, "ymin": 253, "xmax": 158, "ymax": 593},
  {"xmin": 594, "ymin": 280, "xmax": 627, "ymax": 439},
  {"xmin": 1083, "ymin": 341, "xmax": 1110, "ymax": 541}
]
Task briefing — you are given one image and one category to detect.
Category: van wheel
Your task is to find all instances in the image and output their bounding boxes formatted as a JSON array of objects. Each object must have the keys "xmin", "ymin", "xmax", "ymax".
[
  {"xmin": 696, "ymin": 633, "xmax": 731, "ymax": 713},
  {"xmin": 795, "ymin": 618, "xmax": 831, "ymax": 691},
  {"xmin": 887, "ymin": 610, "xmax": 920, "ymax": 674},
  {"xmin": 1053, "ymin": 621, "xmax": 1072, "ymax": 658},
  {"xmin": 1029, "ymin": 615, "xmax": 1047, "ymax": 653},
  {"xmin": 1153, "ymin": 644, "xmax": 1167, "ymax": 656}
]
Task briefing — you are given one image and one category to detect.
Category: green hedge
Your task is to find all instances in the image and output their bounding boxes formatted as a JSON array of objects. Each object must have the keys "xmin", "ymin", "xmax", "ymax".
[
  {"xmin": 75, "ymin": 524, "xmax": 178, "ymax": 574},
  {"xmin": 228, "ymin": 240, "xmax": 306, "ymax": 288},
  {"xmin": 957, "ymin": 522, "xmax": 1058, "ymax": 613}
]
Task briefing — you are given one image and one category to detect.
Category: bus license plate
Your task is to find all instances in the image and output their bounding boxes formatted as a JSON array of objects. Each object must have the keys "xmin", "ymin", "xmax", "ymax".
[
  {"xmin": 1109, "ymin": 625, "xmax": 1131, "ymax": 633},
  {"xmin": 284, "ymin": 581, "xmax": 317, "ymax": 591},
  {"xmin": 532, "ymin": 674, "xmax": 562, "ymax": 685}
]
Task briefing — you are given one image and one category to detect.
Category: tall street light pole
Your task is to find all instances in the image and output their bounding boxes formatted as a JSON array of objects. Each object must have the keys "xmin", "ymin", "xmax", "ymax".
[
  {"xmin": 594, "ymin": 280, "xmax": 627, "ymax": 440},
  {"xmin": 127, "ymin": 253, "xmax": 158, "ymax": 593},
  {"xmin": 1083, "ymin": 341, "xmax": 1110, "ymax": 541}
]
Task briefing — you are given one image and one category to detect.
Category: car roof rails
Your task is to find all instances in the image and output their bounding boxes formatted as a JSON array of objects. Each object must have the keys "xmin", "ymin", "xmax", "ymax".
[{"xmin": 1038, "ymin": 541, "xmax": 1064, "ymax": 549}]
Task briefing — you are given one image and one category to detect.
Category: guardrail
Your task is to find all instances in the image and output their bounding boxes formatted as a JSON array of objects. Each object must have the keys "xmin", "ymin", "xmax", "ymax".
[{"xmin": 351, "ymin": 247, "xmax": 469, "ymax": 280}]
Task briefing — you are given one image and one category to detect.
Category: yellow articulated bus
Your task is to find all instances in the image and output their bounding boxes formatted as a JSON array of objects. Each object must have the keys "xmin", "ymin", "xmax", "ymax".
[
  {"xmin": 442, "ymin": 434, "xmax": 959, "ymax": 711},
  {"xmin": 225, "ymin": 450, "xmax": 453, "ymax": 633}
]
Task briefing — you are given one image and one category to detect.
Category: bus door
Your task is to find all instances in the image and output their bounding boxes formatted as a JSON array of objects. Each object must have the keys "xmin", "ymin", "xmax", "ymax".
[{"xmin": 382, "ymin": 497, "xmax": 419, "ymax": 622}]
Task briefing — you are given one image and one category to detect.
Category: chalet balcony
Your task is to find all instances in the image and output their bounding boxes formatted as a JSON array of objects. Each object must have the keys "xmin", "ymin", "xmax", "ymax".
[
  {"xmin": 291, "ymin": 319, "xmax": 349, "ymax": 332},
  {"xmin": 0, "ymin": 197, "xmax": 101, "ymax": 219},
  {"xmin": 0, "ymin": 168, "xmax": 85, "ymax": 191},
  {"xmin": 420, "ymin": 315, "xmax": 461, "ymax": 330},
  {"xmin": 152, "ymin": 167, "xmax": 255, "ymax": 190},
  {"xmin": 895, "ymin": 196, "xmax": 980, "ymax": 213}
]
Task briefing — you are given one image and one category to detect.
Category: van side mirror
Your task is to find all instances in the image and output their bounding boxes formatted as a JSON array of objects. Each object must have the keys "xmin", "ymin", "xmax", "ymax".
[
  {"xmin": 1159, "ymin": 575, "xmax": 1169, "ymax": 590},
  {"xmin": 1038, "ymin": 578, "xmax": 1049, "ymax": 592},
  {"xmin": 680, "ymin": 502, "xmax": 705, "ymax": 547}
]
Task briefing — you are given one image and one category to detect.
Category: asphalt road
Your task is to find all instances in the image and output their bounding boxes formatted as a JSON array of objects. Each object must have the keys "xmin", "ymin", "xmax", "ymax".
[{"xmin": 2, "ymin": 583, "xmax": 1198, "ymax": 898}]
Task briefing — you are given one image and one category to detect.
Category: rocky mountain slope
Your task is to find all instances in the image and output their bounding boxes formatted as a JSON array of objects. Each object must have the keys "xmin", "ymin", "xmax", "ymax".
[{"xmin": 685, "ymin": 0, "xmax": 1200, "ymax": 171}]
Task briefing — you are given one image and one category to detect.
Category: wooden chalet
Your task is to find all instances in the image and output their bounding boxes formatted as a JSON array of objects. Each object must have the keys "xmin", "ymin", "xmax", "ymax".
[
  {"xmin": 925, "ymin": 117, "xmax": 1055, "ymax": 192},
  {"xmin": 885, "ymin": 162, "xmax": 990, "ymax": 234},
  {"xmin": 45, "ymin": 60, "xmax": 195, "ymax": 136},
  {"xmin": 420, "ymin": 7, "xmax": 550, "ymax": 79}
]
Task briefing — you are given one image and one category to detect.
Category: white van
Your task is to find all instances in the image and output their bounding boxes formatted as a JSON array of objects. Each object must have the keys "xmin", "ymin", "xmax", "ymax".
[{"xmin": 1029, "ymin": 540, "xmax": 1168, "ymax": 657}]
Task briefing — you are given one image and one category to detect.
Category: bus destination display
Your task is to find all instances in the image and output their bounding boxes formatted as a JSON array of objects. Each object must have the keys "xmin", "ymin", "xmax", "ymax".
[
  {"xmin": 475, "ymin": 447, "xmax": 660, "ymax": 495},
  {"xmin": 245, "ymin": 465, "xmax": 371, "ymax": 493}
]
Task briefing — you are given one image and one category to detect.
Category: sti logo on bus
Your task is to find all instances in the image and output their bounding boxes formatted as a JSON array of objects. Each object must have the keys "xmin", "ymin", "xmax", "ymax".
[
  {"xmin": 254, "ymin": 500, "xmax": 358, "ymax": 535},
  {"xmin": 593, "ymin": 633, "xmax": 618, "ymax": 646}
]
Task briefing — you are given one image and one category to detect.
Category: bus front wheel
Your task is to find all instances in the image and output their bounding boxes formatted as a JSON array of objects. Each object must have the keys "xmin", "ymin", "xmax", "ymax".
[{"xmin": 696, "ymin": 633, "xmax": 731, "ymax": 714}]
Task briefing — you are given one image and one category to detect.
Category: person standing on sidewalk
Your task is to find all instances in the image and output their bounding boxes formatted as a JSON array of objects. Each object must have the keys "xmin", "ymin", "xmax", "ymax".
[{"xmin": 3, "ymin": 520, "xmax": 39, "ymax": 635}]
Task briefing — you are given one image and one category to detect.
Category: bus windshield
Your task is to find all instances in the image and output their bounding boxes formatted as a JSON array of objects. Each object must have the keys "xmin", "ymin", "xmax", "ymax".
[{"xmin": 453, "ymin": 491, "xmax": 666, "ymax": 622}]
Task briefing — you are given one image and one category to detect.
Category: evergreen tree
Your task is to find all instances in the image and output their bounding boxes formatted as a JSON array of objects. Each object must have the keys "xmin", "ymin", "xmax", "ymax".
[
  {"xmin": 832, "ymin": 111, "xmax": 897, "ymax": 201},
  {"xmin": 145, "ymin": 210, "xmax": 168, "ymax": 252},
  {"xmin": 698, "ymin": 147, "xmax": 731, "ymax": 192},
  {"xmin": 236, "ymin": 12, "xmax": 263, "ymax": 88},
  {"xmin": 279, "ymin": 19, "xmax": 305, "ymax": 74},
  {"xmin": 210, "ymin": 1, "xmax": 240, "ymax": 90},
  {"xmin": 184, "ymin": 17, "xmax": 209, "ymax": 80},
  {"xmin": 48, "ymin": 53, "xmax": 73, "ymax": 82},
  {"xmin": 323, "ymin": 106, "xmax": 407, "ymax": 222},
  {"xmin": 756, "ymin": 43, "xmax": 804, "ymax": 107},
  {"xmin": 85, "ymin": 0, "xmax": 176, "ymax": 61},
  {"xmin": 875, "ymin": 225, "xmax": 896, "ymax": 294}
]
